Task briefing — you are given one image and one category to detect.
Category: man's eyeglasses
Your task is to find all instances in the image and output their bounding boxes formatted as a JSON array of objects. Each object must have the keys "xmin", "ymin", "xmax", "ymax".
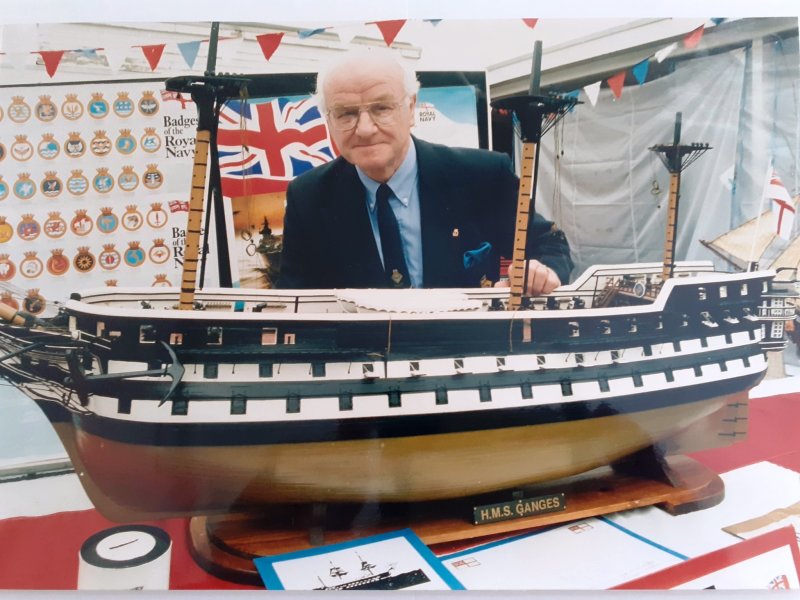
[{"xmin": 326, "ymin": 98, "xmax": 407, "ymax": 131}]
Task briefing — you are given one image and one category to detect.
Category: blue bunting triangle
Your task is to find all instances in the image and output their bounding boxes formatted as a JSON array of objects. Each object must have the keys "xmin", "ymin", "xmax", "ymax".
[
  {"xmin": 177, "ymin": 40, "xmax": 202, "ymax": 69},
  {"xmin": 298, "ymin": 27, "xmax": 328, "ymax": 39},
  {"xmin": 632, "ymin": 58, "xmax": 649, "ymax": 85}
]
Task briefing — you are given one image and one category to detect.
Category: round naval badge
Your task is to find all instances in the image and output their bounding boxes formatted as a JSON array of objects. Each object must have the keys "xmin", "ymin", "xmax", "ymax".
[
  {"xmin": 77, "ymin": 525, "xmax": 172, "ymax": 591},
  {"xmin": 152, "ymin": 274, "xmax": 171, "ymax": 287},
  {"xmin": 0, "ymin": 176, "xmax": 8, "ymax": 201},
  {"xmin": 98, "ymin": 244, "xmax": 121, "ymax": 270},
  {"xmin": 0, "ymin": 217, "xmax": 13, "ymax": 243},
  {"xmin": 67, "ymin": 170, "xmax": 89, "ymax": 195},
  {"xmin": 7, "ymin": 96, "xmax": 31, "ymax": 123},
  {"xmin": 124, "ymin": 241, "xmax": 146, "ymax": 267},
  {"xmin": 117, "ymin": 166, "xmax": 139, "ymax": 192},
  {"xmin": 91, "ymin": 130, "xmax": 112, "ymax": 157},
  {"xmin": 138, "ymin": 91, "xmax": 159, "ymax": 116},
  {"xmin": 44, "ymin": 212, "xmax": 67, "ymax": 238},
  {"xmin": 0, "ymin": 142, "xmax": 6, "ymax": 162},
  {"xmin": 34, "ymin": 95, "xmax": 58, "ymax": 122},
  {"xmin": 41, "ymin": 171, "xmax": 63, "ymax": 198},
  {"xmin": 37, "ymin": 133, "xmax": 61, "ymax": 160},
  {"xmin": 0, "ymin": 104, "xmax": 3, "ymax": 121},
  {"xmin": 96, "ymin": 207, "xmax": 119, "ymax": 234},
  {"xmin": 17, "ymin": 214, "xmax": 41, "ymax": 241},
  {"xmin": 140, "ymin": 128, "xmax": 162, "ymax": 153},
  {"xmin": 71, "ymin": 209, "xmax": 94, "ymax": 236},
  {"xmin": 115, "ymin": 129, "xmax": 137, "ymax": 155},
  {"xmin": 64, "ymin": 132, "xmax": 87, "ymax": 158},
  {"xmin": 148, "ymin": 239, "xmax": 170, "ymax": 264},
  {"xmin": 122, "ymin": 205, "xmax": 143, "ymax": 231},
  {"xmin": 20, "ymin": 252, "xmax": 43, "ymax": 278},
  {"xmin": 61, "ymin": 94, "xmax": 84, "ymax": 120},
  {"xmin": 23, "ymin": 289, "xmax": 46, "ymax": 315},
  {"xmin": 10, "ymin": 135, "xmax": 34, "ymax": 161},
  {"xmin": 88, "ymin": 92, "xmax": 109, "ymax": 119},
  {"xmin": 146, "ymin": 203, "xmax": 168, "ymax": 228},
  {"xmin": 0, "ymin": 255, "xmax": 16, "ymax": 281},
  {"xmin": 73, "ymin": 247, "xmax": 96, "ymax": 273},
  {"xmin": 13, "ymin": 173, "xmax": 36, "ymax": 200},
  {"xmin": 113, "ymin": 92, "xmax": 135, "ymax": 117},
  {"xmin": 143, "ymin": 164, "xmax": 164, "ymax": 190},
  {"xmin": 1, "ymin": 291, "xmax": 19, "ymax": 310},
  {"xmin": 47, "ymin": 249, "xmax": 70, "ymax": 276},
  {"xmin": 92, "ymin": 168, "xmax": 114, "ymax": 194}
]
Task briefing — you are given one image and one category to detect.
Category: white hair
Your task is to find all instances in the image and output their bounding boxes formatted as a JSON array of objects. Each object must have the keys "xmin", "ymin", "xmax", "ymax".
[{"xmin": 314, "ymin": 47, "xmax": 420, "ymax": 111}]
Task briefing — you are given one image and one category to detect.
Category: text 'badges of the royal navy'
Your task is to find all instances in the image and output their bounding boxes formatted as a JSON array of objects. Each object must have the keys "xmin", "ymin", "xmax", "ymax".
[
  {"xmin": 113, "ymin": 91, "xmax": 135, "ymax": 118},
  {"xmin": 140, "ymin": 128, "xmax": 161, "ymax": 153},
  {"xmin": 124, "ymin": 241, "xmax": 146, "ymax": 267},
  {"xmin": 0, "ymin": 255, "xmax": 16, "ymax": 281},
  {"xmin": 11, "ymin": 135, "xmax": 34, "ymax": 161},
  {"xmin": 98, "ymin": 243, "xmax": 121, "ymax": 270},
  {"xmin": 44, "ymin": 211, "xmax": 67, "ymax": 238},
  {"xmin": 116, "ymin": 129, "xmax": 137, "ymax": 155},
  {"xmin": 20, "ymin": 251, "xmax": 43, "ymax": 278},
  {"xmin": 64, "ymin": 132, "xmax": 87, "ymax": 158},
  {"xmin": 47, "ymin": 249, "xmax": 70, "ymax": 276},
  {"xmin": 88, "ymin": 92, "xmax": 109, "ymax": 119},
  {"xmin": 67, "ymin": 170, "xmax": 89, "ymax": 196},
  {"xmin": 13, "ymin": 173, "xmax": 36, "ymax": 200},
  {"xmin": 122, "ymin": 205, "xmax": 143, "ymax": 231},
  {"xmin": 73, "ymin": 246, "xmax": 96, "ymax": 273},
  {"xmin": 96, "ymin": 207, "xmax": 119, "ymax": 234},
  {"xmin": 92, "ymin": 167, "xmax": 114, "ymax": 194},
  {"xmin": 7, "ymin": 96, "xmax": 31, "ymax": 123},
  {"xmin": 138, "ymin": 91, "xmax": 159, "ymax": 116},
  {"xmin": 71, "ymin": 209, "xmax": 93, "ymax": 236},
  {"xmin": 61, "ymin": 93, "xmax": 84, "ymax": 120},
  {"xmin": 35, "ymin": 95, "xmax": 58, "ymax": 122},
  {"xmin": 38, "ymin": 133, "xmax": 61, "ymax": 160},
  {"xmin": 41, "ymin": 171, "xmax": 63, "ymax": 198},
  {"xmin": 118, "ymin": 166, "xmax": 139, "ymax": 191}
]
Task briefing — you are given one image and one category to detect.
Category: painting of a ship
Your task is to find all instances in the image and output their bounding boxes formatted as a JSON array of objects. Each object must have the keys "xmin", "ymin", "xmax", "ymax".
[
  {"xmin": 314, "ymin": 556, "xmax": 430, "ymax": 590},
  {"xmin": 0, "ymin": 54, "xmax": 797, "ymax": 525}
]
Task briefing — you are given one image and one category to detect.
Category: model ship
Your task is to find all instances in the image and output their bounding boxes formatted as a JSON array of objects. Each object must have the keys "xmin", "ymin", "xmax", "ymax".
[
  {"xmin": 0, "ymin": 60, "xmax": 797, "ymax": 522},
  {"xmin": 314, "ymin": 556, "xmax": 429, "ymax": 590}
]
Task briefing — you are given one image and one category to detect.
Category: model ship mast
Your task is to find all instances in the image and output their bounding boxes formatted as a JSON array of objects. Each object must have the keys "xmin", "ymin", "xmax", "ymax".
[
  {"xmin": 492, "ymin": 42, "xmax": 579, "ymax": 310},
  {"xmin": 649, "ymin": 113, "xmax": 711, "ymax": 280}
]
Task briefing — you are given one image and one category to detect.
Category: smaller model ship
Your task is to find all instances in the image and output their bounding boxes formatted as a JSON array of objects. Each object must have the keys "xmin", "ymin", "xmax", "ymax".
[{"xmin": 314, "ymin": 555, "xmax": 430, "ymax": 590}]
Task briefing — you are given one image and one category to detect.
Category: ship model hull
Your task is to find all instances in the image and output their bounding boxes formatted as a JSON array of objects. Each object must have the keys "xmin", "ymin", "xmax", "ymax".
[{"xmin": 0, "ymin": 262, "xmax": 793, "ymax": 520}]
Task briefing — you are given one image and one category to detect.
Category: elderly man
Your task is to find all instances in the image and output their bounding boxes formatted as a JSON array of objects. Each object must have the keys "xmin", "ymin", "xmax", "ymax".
[{"xmin": 277, "ymin": 50, "xmax": 573, "ymax": 293}]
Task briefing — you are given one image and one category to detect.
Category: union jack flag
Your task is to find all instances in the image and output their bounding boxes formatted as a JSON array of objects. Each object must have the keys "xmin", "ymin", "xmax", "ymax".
[{"xmin": 217, "ymin": 96, "xmax": 336, "ymax": 198}]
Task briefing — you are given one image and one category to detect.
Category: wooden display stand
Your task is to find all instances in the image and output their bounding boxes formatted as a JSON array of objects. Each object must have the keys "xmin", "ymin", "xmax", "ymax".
[{"xmin": 188, "ymin": 454, "xmax": 723, "ymax": 585}]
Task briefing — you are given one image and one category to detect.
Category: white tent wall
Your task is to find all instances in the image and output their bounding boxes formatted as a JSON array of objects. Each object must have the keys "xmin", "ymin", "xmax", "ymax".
[{"xmin": 534, "ymin": 29, "xmax": 799, "ymax": 278}]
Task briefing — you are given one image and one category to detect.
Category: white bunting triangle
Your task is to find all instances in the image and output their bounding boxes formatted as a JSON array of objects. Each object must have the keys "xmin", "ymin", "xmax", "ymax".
[
  {"xmin": 583, "ymin": 81, "xmax": 601, "ymax": 107},
  {"xmin": 102, "ymin": 45, "xmax": 129, "ymax": 72},
  {"xmin": 655, "ymin": 42, "xmax": 677, "ymax": 63}
]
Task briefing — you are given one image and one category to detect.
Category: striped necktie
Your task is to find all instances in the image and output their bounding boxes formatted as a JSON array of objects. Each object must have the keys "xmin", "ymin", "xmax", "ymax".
[{"xmin": 376, "ymin": 183, "xmax": 410, "ymax": 288}]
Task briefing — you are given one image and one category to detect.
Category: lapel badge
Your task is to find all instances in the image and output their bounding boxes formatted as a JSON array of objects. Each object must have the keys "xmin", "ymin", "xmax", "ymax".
[{"xmin": 452, "ymin": 228, "xmax": 459, "ymax": 237}]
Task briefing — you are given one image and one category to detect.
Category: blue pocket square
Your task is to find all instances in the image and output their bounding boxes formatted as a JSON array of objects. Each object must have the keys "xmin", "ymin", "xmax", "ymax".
[{"xmin": 463, "ymin": 242, "xmax": 492, "ymax": 269}]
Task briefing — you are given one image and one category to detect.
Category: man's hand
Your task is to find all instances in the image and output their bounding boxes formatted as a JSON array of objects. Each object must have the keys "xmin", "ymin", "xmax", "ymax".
[{"xmin": 494, "ymin": 259, "xmax": 561, "ymax": 296}]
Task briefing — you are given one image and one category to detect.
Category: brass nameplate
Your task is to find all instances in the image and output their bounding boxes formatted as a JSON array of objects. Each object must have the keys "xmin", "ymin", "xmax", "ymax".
[{"xmin": 473, "ymin": 493, "xmax": 566, "ymax": 525}]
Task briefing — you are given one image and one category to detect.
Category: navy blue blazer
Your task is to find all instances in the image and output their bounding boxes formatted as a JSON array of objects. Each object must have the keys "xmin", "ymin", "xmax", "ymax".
[{"xmin": 278, "ymin": 137, "xmax": 573, "ymax": 289}]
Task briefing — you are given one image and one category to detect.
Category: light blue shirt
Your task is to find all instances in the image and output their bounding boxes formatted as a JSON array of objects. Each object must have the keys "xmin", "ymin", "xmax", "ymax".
[{"xmin": 356, "ymin": 143, "xmax": 423, "ymax": 287}]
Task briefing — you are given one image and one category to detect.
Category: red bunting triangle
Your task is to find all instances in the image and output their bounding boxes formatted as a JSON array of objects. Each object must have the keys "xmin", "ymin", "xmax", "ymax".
[
  {"xmin": 256, "ymin": 32, "xmax": 284, "ymax": 61},
  {"xmin": 373, "ymin": 20, "xmax": 406, "ymax": 47},
  {"xmin": 522, "ymin": 19, "xmax": 539, "ymax": 29},
  {"xmin": 140, "ymin": 44, "xmax": 166, "ymax": 71},
  {"xmin": 683, "ymin": 25, "xmax": 704, "ymax": 49},
  {"xmin": 607, "ymin": 70, "xmax": 626, "ymax": 100},
  {"xmin": 37, "ymin": 50, "xmax": 65, "ymax": 78}
]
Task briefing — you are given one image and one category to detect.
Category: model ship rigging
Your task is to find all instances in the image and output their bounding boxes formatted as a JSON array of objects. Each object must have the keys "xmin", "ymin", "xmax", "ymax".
[
  {"xmin": 314, "ymin": 555, "xmax": 429, "ymax": 590},
  {"xmin": 0, "ymin": 38, "xmax": 797, "ymax": 524}
]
